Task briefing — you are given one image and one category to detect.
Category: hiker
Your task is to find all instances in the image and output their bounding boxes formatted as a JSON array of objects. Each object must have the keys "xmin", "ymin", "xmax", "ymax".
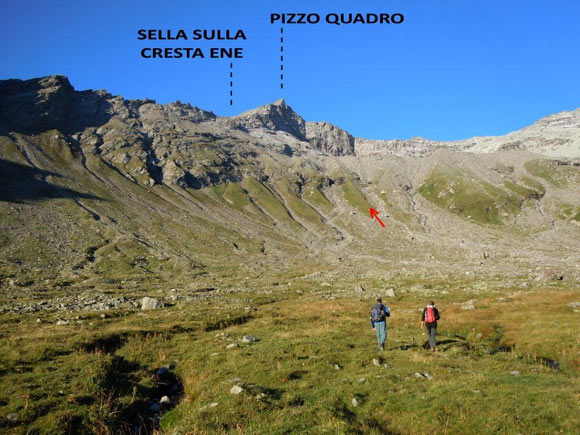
[
  {"xmin": 421, "ymin": 301, "xmax": 440, "ymax": 351},
  {"xmin": 370, "ymin": 298, "xmax": 391, "ymax": 351}
]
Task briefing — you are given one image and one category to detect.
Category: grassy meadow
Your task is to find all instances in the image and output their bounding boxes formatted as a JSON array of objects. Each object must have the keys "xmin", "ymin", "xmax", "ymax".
[{"xmin": 1, "ymin": 280, "xmax": 579, "ymax": 434}]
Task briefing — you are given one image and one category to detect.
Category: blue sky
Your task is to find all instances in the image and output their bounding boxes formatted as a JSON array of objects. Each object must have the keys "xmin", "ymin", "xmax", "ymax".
[{"xmin": 1, "ymin": 0, "xmax": 580, "ymax": 140}]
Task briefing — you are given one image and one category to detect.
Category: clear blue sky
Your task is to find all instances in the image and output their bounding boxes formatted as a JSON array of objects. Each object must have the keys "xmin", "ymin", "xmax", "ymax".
[{"xmin": 2, "ymin": 0, "xmax": 580, "ymax": 140}]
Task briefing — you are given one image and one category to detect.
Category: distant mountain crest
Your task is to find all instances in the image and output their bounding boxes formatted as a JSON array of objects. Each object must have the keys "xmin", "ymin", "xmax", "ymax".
[{"xmin": 0, "ymin": 75, "xmax": 579, "ymax": 158}]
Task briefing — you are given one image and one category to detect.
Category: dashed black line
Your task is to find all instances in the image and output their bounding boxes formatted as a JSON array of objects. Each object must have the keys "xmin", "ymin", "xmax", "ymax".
[
  {"xmin": 229, "ymin": 62, "xmax": 233, "ymax": 106},
  {"xmin": 280, "ymin": 27, "xmax": 284, "ymax": 89}
]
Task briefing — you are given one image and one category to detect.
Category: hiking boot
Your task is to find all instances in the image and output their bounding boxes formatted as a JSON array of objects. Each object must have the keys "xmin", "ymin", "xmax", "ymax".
[{"xmin": 380, "ymin": 343, "xmax": 385, "ymax": 351}]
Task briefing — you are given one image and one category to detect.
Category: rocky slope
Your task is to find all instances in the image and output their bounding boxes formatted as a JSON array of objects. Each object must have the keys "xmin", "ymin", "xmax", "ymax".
[
  {"xmin": 356, "ymin": 109, "xmax": 580, "ymax": 158},
  {"xmin": 1, "ymin": 75, "xmax": 579, "ymax": 296}
]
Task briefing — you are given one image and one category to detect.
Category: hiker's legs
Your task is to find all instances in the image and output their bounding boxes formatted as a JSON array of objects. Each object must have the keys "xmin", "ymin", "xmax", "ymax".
[
  {"xmin": 428, "ymin": 325, "xmax": 437, "ymax": 350},
  {"xmin": 375, "ymin": 322, "xmax": 386, "ymax": 350}
]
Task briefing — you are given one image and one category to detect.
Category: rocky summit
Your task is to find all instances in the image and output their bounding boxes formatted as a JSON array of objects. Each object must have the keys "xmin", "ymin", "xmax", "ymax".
[{"xmin": 0, "ymin": 75, "xmax": 579, "ymax": 293}]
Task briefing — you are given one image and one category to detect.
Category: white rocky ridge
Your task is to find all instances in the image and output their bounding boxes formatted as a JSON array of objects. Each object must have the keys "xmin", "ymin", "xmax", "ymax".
[{"xmin": 355, "ymin": 108, "xmax": 580, "ymax": 158}]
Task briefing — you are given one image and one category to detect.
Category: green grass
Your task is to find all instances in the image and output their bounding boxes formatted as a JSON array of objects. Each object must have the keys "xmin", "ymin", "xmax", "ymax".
[
  {"xmin": 276, "ymin": 178, "xmax": 326, "ymax": 229},
  {"xmin": 2, "ymin": 286, "xmax": 579, "ymax": 434},
  {"xmin": 418, "ymin": 168, "xmax": 527, "ymax": 225},
  {"xmin": 303, "ymin": 182, "xmax": 333, "ymax": 212},
  {"xmin": 520, "ymin": 176, "xmax": 546, "ymax": 195},
  {"xmin": 242, "ymin": 178, "xmax": 303, "ymax": 231},
  {"xmin": 524, "ymin": 160, "xmax": 568, "ymax": 187},
  {"xmin": 342, "ymin": 181, "xmax": 371, "ymax": 215},
  {"xmin": 503, "ymin": 180, "xmax": 539, "ymax": 199}
]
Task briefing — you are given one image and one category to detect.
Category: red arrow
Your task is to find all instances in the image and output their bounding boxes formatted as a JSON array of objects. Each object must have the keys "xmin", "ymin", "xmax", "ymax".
[{"xmin": 369, "ymin": 208, "xmax": 386, "ymax": 228}]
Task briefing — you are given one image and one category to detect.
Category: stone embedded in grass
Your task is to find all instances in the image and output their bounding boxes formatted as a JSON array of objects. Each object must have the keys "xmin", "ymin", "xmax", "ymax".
[
  {"xmin": 385, "ymin": 288, "xmax": 396, "ymax": 298},
  {"xmin": 351, "ymin": 397, "xmax": 359, "ymax": 407},
  {"xmin": 160, "ymin": 396, "xmax": 171, "ymax": 405},
  {"xmin": 56, "ymin": 319, "xmax": 69, "ymax": 325},
  {"xmin": 241, "ymin": 335, "xmax": 258, "ymax": 343},
  {"xmin": 567, "ymin": 302, "xmax": 580, "ymax": 309},
  {"xmin": 354, "ymin": 283, "xmax": 365, "ymax": 292},
  {"xmin": 372, "ymin": 358, "xmax": 386, "ymax": 367},
  {"xmin": 226, "ymin": 343, "xmax": 238, "ymax": 349},
  {"xmin": 230, "ymin": 385, "xmax": 244, "ymax": 394},
  {"xmin": 333, "ymin": 363, "xmax": 342, "ymax": 370},
  {"xmin": 414, "ymin": 372, "xmax": 432, "ymax": 380},
  {"xmin": 141, "ymin": 297, "xmax": 164, "ymax": 310},
  {"xmin": 461, "ymin": 299, "xmax": 477, "ymax": 310},
  {"xmin": 510, "ymin": 370, "xmax": 520, "ymax": 376}
]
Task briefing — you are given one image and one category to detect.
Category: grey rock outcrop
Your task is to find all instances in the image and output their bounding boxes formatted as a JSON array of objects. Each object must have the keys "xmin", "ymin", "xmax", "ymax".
[
  {"xmin": 141, "ymin": 297, "xmax": 164, "ymax": 310},
  {"xmin": 305, "ymin": 121, "xmax": 354, "ymax": 156}
]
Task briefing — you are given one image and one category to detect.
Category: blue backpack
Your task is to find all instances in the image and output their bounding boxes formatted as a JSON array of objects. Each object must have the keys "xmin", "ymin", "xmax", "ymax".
[{"xmin": 371, "ymin": 304, "xmax": 387, "ymax": 322}]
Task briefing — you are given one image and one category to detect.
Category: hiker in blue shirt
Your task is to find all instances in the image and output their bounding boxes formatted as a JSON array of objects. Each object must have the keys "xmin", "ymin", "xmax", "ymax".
[{"xmin": 370, "ymin": 298, "xmax": 391, "ymax": 351}]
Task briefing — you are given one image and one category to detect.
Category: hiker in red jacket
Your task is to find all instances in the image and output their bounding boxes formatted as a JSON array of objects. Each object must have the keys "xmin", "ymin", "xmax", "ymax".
[{"xmin": 421, "ymin": 301, "xmax": 440, "ymax": 352}]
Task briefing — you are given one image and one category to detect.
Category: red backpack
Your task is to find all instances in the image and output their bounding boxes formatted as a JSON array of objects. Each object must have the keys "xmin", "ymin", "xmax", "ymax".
[{"xmin": 425, "ymin": 306, "xmax": 436, "ymax": 323}]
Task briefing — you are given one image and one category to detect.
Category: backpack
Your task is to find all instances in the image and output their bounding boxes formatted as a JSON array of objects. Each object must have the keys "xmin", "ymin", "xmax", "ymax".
[
  {"xmin": 371, "ymin": 304, "xmax": 386, "ymax": 322},
  {"xmin": 425, "ymin": 306, "xmax": 436, "ymax": 323}
]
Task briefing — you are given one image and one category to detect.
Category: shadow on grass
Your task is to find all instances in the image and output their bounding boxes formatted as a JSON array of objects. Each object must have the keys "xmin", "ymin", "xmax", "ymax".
[{"xmin": 0, "ymin": 159, "xmax": 101, "ymax": 203}]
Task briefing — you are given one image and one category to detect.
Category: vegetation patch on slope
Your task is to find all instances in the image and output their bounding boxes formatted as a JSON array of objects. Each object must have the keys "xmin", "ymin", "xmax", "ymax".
[
  {"xmin": 242, "ymin": 178, "xmax": 303, "ymax": 232},
  {"xmin": 342, "ymin": 181, "xmax": 371, "ymax": 215},
  {"xmin": 418, "ymin": 168, "xmax": 526, "ymax": 225}
]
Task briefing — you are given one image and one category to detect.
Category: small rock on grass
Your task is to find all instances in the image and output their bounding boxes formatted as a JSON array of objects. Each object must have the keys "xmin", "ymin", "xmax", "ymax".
[
  {"xmin": 56, "ymin": 319, "xmax": 69, "ymax": 325},
  {"xmin": 372, "ymin": 358, "xmax": 386, "ymax": 367},
  {"xmin": 351, "ymin": 397, "xmax": 359, "ymax": 407},
  {"xmin": 230, "ymin": 385, "xmax": 244, "ymax": 394},
  {"xmin": 510, "ymin": 370, "xmax": 520, "ymax": 376},
  {"xmin": 333, "ymin": 363, "xmax": 342, "ymax": 370},
  {"xmin": 567, "ymin": 302, "xmax": 580, "ymax": 309},
  {"xmin": 414, "ymin": 372, "xmax": 433, "ymax": 380},
  {"xmin": 226, "ymin": 343, "xmax": 238, "ymax": 349},
  {"xmin": 241, "ymin": 335, "xmax": 258, "ymax": 343}
]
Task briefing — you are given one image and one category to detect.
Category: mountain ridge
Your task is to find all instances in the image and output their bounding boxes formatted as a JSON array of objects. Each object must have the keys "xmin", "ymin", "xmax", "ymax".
[{"xmin": 2, "ymin": 75, "xmax": 579, "ymax": 159}]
